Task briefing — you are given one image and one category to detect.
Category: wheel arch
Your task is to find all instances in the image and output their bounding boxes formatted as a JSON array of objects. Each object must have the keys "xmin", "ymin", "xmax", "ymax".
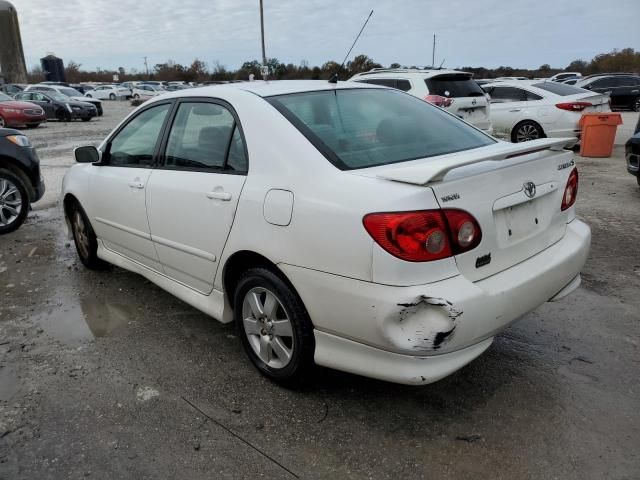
[
  {"xmin": 0, "ymin": 155, "xmax": 35, "ymax": 201},
  {"xmin": 222, "ymin": 250, "xmax": 300, "ymax": 311}
]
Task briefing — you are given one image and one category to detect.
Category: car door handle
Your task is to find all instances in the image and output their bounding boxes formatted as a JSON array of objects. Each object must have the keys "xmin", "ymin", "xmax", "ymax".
[
  {"xmin": 509, "ymin": 109, "xmax": 522, "ymax": 112},
  {"xmin": 128, "ymin": 181, "xmax": 144, "ymax": 189},
  {"xmin": 632, "ymin": 89, "xmax": 639, "ymax": 93},
  {"xmin": 206, "ymin": 191, "xmax": 232, "ymax": 201}
]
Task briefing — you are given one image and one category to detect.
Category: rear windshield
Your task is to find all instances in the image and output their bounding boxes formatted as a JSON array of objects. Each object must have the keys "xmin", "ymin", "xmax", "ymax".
[
  {"xmin": 266, "ymin": 88, "xmax": 494, "ymax": 170},
  {"xmin": 532, "ymin": 82, "xmax": 587, "ymax": 96},
  {"xmin": 424, "ymin": 75, "xmax": 485, "ymax": 98}
]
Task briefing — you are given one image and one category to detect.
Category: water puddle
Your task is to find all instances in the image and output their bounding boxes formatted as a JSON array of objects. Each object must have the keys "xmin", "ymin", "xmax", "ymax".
[{"xmin": 36, "ymin": 296, "xmax": 136, "ymax": 344}]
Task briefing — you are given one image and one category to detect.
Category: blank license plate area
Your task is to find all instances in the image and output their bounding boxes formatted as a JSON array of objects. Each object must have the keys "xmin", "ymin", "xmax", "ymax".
[{"xmin": 495, "ymin": 200, "xmax": 544, "ymax": 245}]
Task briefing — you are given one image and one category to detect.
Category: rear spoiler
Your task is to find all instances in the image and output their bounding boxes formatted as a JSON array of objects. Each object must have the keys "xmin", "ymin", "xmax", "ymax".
[{"xmin": 376, "ymin": 138, "xmax": 577, "ymax": 185}]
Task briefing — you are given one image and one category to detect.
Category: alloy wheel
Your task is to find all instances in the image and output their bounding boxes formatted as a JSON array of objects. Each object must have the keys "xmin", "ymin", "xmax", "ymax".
[
  {"xmin": 73, "ymin": 210, "xmax": 91, "ymax": 260},
  {"xmin": 0, "ymin": 178, "xmax": 23, "ymax": 227},
  {"xmin": 241, "ymin": 287, "xmax": 294, "ymax": 369},
  {"xmin": 516, "ymin": 123, "xmax": 540, "ymax": 142}
]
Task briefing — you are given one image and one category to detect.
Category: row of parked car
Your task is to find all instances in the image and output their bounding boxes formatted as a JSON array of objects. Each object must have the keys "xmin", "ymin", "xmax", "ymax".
[{"xmin": 350, "ymin": 69, "xmax": 639, "ymax": 143}]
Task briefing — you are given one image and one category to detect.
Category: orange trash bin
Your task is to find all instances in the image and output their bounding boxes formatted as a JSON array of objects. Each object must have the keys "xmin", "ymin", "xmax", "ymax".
[{"xmin": 579, "ymin": 112, "xmax": 623, "ymax": 158}]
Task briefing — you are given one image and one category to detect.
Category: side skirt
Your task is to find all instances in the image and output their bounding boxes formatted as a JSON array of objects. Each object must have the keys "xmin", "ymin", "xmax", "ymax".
[{"xmin": 97, "ymin": 239, "xmax": 232, "ymax": 323}]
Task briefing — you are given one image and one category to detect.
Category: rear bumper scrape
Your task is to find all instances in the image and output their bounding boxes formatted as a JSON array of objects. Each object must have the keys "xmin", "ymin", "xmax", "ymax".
[{"xmin": 397, "ymin": 296, "xmax": 462, "ymax": 351}]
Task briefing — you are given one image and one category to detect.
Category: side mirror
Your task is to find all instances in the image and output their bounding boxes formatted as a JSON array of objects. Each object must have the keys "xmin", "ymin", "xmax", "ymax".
[{"xmin": 74, "ymin": 145, "xmax": 100, "ymax": 163}]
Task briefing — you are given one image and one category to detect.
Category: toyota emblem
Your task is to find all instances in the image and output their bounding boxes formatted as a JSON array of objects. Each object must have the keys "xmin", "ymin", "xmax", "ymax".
[{"xmin": 524, "ymin": 181, "xmax": 536, "ymax": 198}]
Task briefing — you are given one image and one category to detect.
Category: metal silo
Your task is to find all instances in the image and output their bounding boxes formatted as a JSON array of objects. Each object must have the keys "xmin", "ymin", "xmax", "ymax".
[{"xmin": 0, "ymin": 0, "xmax": 28, "ymax": 84}]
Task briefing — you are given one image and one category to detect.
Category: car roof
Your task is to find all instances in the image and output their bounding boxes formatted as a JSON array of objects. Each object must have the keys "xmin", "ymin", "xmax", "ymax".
[
  {"xmin": 180, "ymin": 80, "xmax": 384, "ymax": 98},
  {"xmin": 350, "ymin": 68, "xmax": 470, "ymax": 79}
]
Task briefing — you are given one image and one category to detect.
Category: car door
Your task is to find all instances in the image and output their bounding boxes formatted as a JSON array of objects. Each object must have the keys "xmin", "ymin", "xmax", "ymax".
[
  {"xmin": 88, "ymin": 101, "xmax": 172, "ymax": 272},
  {"xmin": 145, "ymin": 99, "xmax": 248, "ymax": 293},
  {"xmin": 28, "ymin": 93, "xmax": 56, "ymax": 118},
  {"xmin": 486, "ymin": 86, "xmax": 528, "ymax": 131}
]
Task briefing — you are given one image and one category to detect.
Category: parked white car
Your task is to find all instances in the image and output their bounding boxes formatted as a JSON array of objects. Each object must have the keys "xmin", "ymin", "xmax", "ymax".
[
  {"xmin": 61, "ymin": 81, "xmax": 590, "ymax": 385},
  {"xmin": 131, "ymin": 84, "xmax": 163, "ymax": 99},
  {"xmin": 549, "ymin": 72, "xmax": 582, "ymax": 82},
  {"xmin": 85, "ymin": 85, "xmax": 129, "ymax": 100},
  {"xmin": 349, "ymin": 68, "xmax": 492, "ymax": 132},
  {"xmin": 482, "ymin": 80, "xmax": 610, "ymax": 142},
  {"xmin": 24, "ymin": 84, "xmax": 103, "ymax": 116}
]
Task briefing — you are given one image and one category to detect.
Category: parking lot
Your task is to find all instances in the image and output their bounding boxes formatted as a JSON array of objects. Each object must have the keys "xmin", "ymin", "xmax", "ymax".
[{"xmin": 0, "ymin": 102, "xmax": 639, "ymax": 479}]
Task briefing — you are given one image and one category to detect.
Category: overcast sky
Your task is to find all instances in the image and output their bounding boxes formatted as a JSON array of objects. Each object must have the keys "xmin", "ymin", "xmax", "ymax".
[{"xmin": 13, "ymin": 0, "xmax": 640, "ymax": 73}]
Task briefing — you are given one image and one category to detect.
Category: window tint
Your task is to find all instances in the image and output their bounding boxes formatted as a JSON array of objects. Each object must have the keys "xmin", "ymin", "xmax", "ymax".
[
  {"xmin": 108, "ymin": 104, "xmax": 170, "ymax": 167},
  {"xmin": 396, "ymin": 79, "xmax": 411, "ymax": 91},
  {"xmin": 424, "ymin": 75, "xmax": 485, "ymax": 97},
  {"xmin": 358, "ymin": 78, "xmax": 412, "ymax": 92},
  {"xmin": 165, "ymin": 102, "xmax": 236, "ymax": 170},
  {"xmin": 525, "ymin": 90, "xmax": 543, "ymax": 101},
  {"xmin": 488, "ymin": 87, "xmax": 526, "ymax": 102},
  {"xmin": 532, "ymin": 82, "xmax": 587, "ymax": 96},
  {"xmin": 267, "ymin": 88, "xmax": 494, "ymax": 171},
  {"xmin": 226, "ymin": 126, "xmax": 248, "ymax": 172},
  {"xmin": 361, "ymin": 79, "xmax": 396, "ymax": 88},
  {"xmin": 591, "ymin": 78, "xmax": 613, "ymax": 88}
]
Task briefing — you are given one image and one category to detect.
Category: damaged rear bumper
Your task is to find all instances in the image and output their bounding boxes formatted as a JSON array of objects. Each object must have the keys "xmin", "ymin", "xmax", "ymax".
[{"xmin": 280, "ymin": 219, "xmax": 590, "ymax": 385}]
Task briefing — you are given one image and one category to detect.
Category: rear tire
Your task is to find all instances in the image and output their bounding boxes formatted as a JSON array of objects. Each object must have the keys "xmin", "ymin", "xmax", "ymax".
[
  {"xmin": 69, "ymin": 201, "xmax": 108, "ymax": 270},
  {"xmin": 82, "ymin": 117, "xmax": 91, "ymax": 122},
  {"xmin": 234, "ymin": 267, "xmax": 315, "ymax": 386},
  {"xmin": 0, "ymin": 115, "xmax": 6, "ymax": 128},
  {"xmin": 511, "ymin": 120, "xmax": 545, "ymax": 143},
  {"xmin": 109, "ymin": 93, "xmax": 116, "ymax": 100},
  {"xmin": 25, "ymin": 124, "xmax": 40, "ymax": 129},
  {"xmin": 632, "ymin": 97, "xmax": 640, "ymax": 113},
  {"xmin": 133, "ymin": 94, "xmax": 140, "ymax": 99},
  {"xmin": 0, "ymin": 168, "xmax": 29, "ymax": 235}
]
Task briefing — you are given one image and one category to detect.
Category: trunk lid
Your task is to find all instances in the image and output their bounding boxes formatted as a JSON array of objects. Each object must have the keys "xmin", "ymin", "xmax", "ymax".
[{"xmin": 372, "ymin": 138, "xmax": 576, "ymax": 281}]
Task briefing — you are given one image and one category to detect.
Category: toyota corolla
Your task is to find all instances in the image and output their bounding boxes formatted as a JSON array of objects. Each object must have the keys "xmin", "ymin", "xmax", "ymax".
[{"xmin": 61, "ymin": 81, "xmax": 590, "ymax": 385}]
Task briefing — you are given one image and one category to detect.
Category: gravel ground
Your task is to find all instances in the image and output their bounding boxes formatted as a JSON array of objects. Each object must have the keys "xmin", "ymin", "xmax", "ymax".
[{"xmin": 0, "ymin": 103, "xmax": 638, "ymax": 479}]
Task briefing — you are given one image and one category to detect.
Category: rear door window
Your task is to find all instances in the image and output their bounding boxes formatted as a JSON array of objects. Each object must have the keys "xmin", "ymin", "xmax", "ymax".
[
  {"xmin": 488, "ymin": 87, "xmax": 527, "ymax": 102},
  {"xmin": 164, "ymin": 102, "xmax": 239, "ymax": 171},
  {"xmin": 424, "ymin": 75, "xmax": 485, "ymax": 97},
  {"xmin": 358, "ymin": 78, "xmax": 412, "ymax": 91}
]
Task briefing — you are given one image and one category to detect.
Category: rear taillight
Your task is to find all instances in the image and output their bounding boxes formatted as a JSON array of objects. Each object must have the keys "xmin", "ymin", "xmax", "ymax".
[
  {"xmin": 561, "ymin": 168, "xmax": 579, "ymax": 211},
  {"xmin": 555, "ymin": 102, "xmax": 592, "ymax": 112},
  {"xmin": 424, "ymin": 95, "xmax": 453, "ymax": 108},
  {"xmin": 363, "ymin": 209, "xmax": 481, "ymax": 262}
]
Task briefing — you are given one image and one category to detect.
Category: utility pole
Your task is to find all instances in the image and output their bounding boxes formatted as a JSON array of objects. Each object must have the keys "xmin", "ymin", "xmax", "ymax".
[
  {"xmin": 143, "ymin": 56, "xmax": 149, "ymax": 79},
  {"xmin": 260, "ymin": 0, "xmax": 266, "ymax": 66},
  {"xmin": 432, "ymin": 34, "xmax": 436, "ymax": 67}
]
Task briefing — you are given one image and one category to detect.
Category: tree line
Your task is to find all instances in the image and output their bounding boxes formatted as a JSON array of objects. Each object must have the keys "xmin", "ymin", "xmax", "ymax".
[{"xmin": 26, "ymin": 48, "xmax": 639, "ymax": 84}]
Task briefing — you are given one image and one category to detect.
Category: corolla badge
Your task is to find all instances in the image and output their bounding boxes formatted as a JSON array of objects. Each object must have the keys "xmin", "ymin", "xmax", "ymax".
[{"xmin": 523, "ymin": 181, "xmax": 536, "ymax": 198}]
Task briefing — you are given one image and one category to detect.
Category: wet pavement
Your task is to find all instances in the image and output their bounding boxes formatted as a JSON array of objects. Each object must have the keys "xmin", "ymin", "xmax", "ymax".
[{"xmin": 0, "ymin": 104, "xmax": 639, "ymax": 479}]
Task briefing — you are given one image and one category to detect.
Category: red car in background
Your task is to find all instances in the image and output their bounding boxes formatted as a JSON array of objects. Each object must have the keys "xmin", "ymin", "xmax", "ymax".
[{"xmin": 0, "ymin": 92, "xmax": 46, "ymax": 129}]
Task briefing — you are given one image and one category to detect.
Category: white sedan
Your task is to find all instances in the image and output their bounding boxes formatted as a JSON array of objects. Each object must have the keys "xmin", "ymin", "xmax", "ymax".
[
  {"xmin": 85, "ymin": 85, "xmax": 129, "ymax": 100},
  {"xmin": 483, "ymin": 80, "xmax": 610, "ymax": 142},
  {"xmin": 61, "ymin": 81, "xmax": 590, "ymax": 385},
  {"xmin": 131, "ymin": 85, "xmax": 163, "ymax": 99}
]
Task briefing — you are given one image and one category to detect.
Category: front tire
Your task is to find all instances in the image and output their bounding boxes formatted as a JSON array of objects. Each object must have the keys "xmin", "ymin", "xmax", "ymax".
[
  {"xmin": 0, "ymin": 115, "xmax": 6, "ymax": 128},
  {"xmin": 234, "ymin": 267, "xmax": 315, "ymax": 385},
  {"xmin": 57, "ymin": 110, "xmax": 71, "ymax": 122},
  {"xmin": 133, "ymin": 94, "xmax": 140, "ymax": 99},
  {"xmin": 109, "ymin": 93, "xmax": 116, "ymax": 100},
  {"xmin": 511, "ymin": 120, "xmax": 545, "ymax": 143},
  {"xmin": 0, "ymin": 169, "xmax": 29, "ymax": 235},
  {"xmin": 69, "ymin": 201, "xmax": 108, "ymax": 269},
  {"xmin": 632, "ymin": 97, "xmax": 640, "ymax": 113}
]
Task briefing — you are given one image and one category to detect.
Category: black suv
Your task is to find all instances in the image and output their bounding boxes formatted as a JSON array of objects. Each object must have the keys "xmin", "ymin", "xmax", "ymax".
[
  {"xmin": 576, "ymin": 74, "xmax": 640, "ymax": 111},
  {"xmin": 0, "ymin": 128, "xmax": 45, "ymax": 233}
]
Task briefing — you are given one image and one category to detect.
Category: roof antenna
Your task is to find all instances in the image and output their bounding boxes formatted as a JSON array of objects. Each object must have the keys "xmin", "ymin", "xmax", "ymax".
[
  {"xmin": 328, "ymin": 10, "xmax": 374, "ymax": 84},
  {"xmin": 439, "ymin": 58, "xmax": 446, "ymax": 69}
]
